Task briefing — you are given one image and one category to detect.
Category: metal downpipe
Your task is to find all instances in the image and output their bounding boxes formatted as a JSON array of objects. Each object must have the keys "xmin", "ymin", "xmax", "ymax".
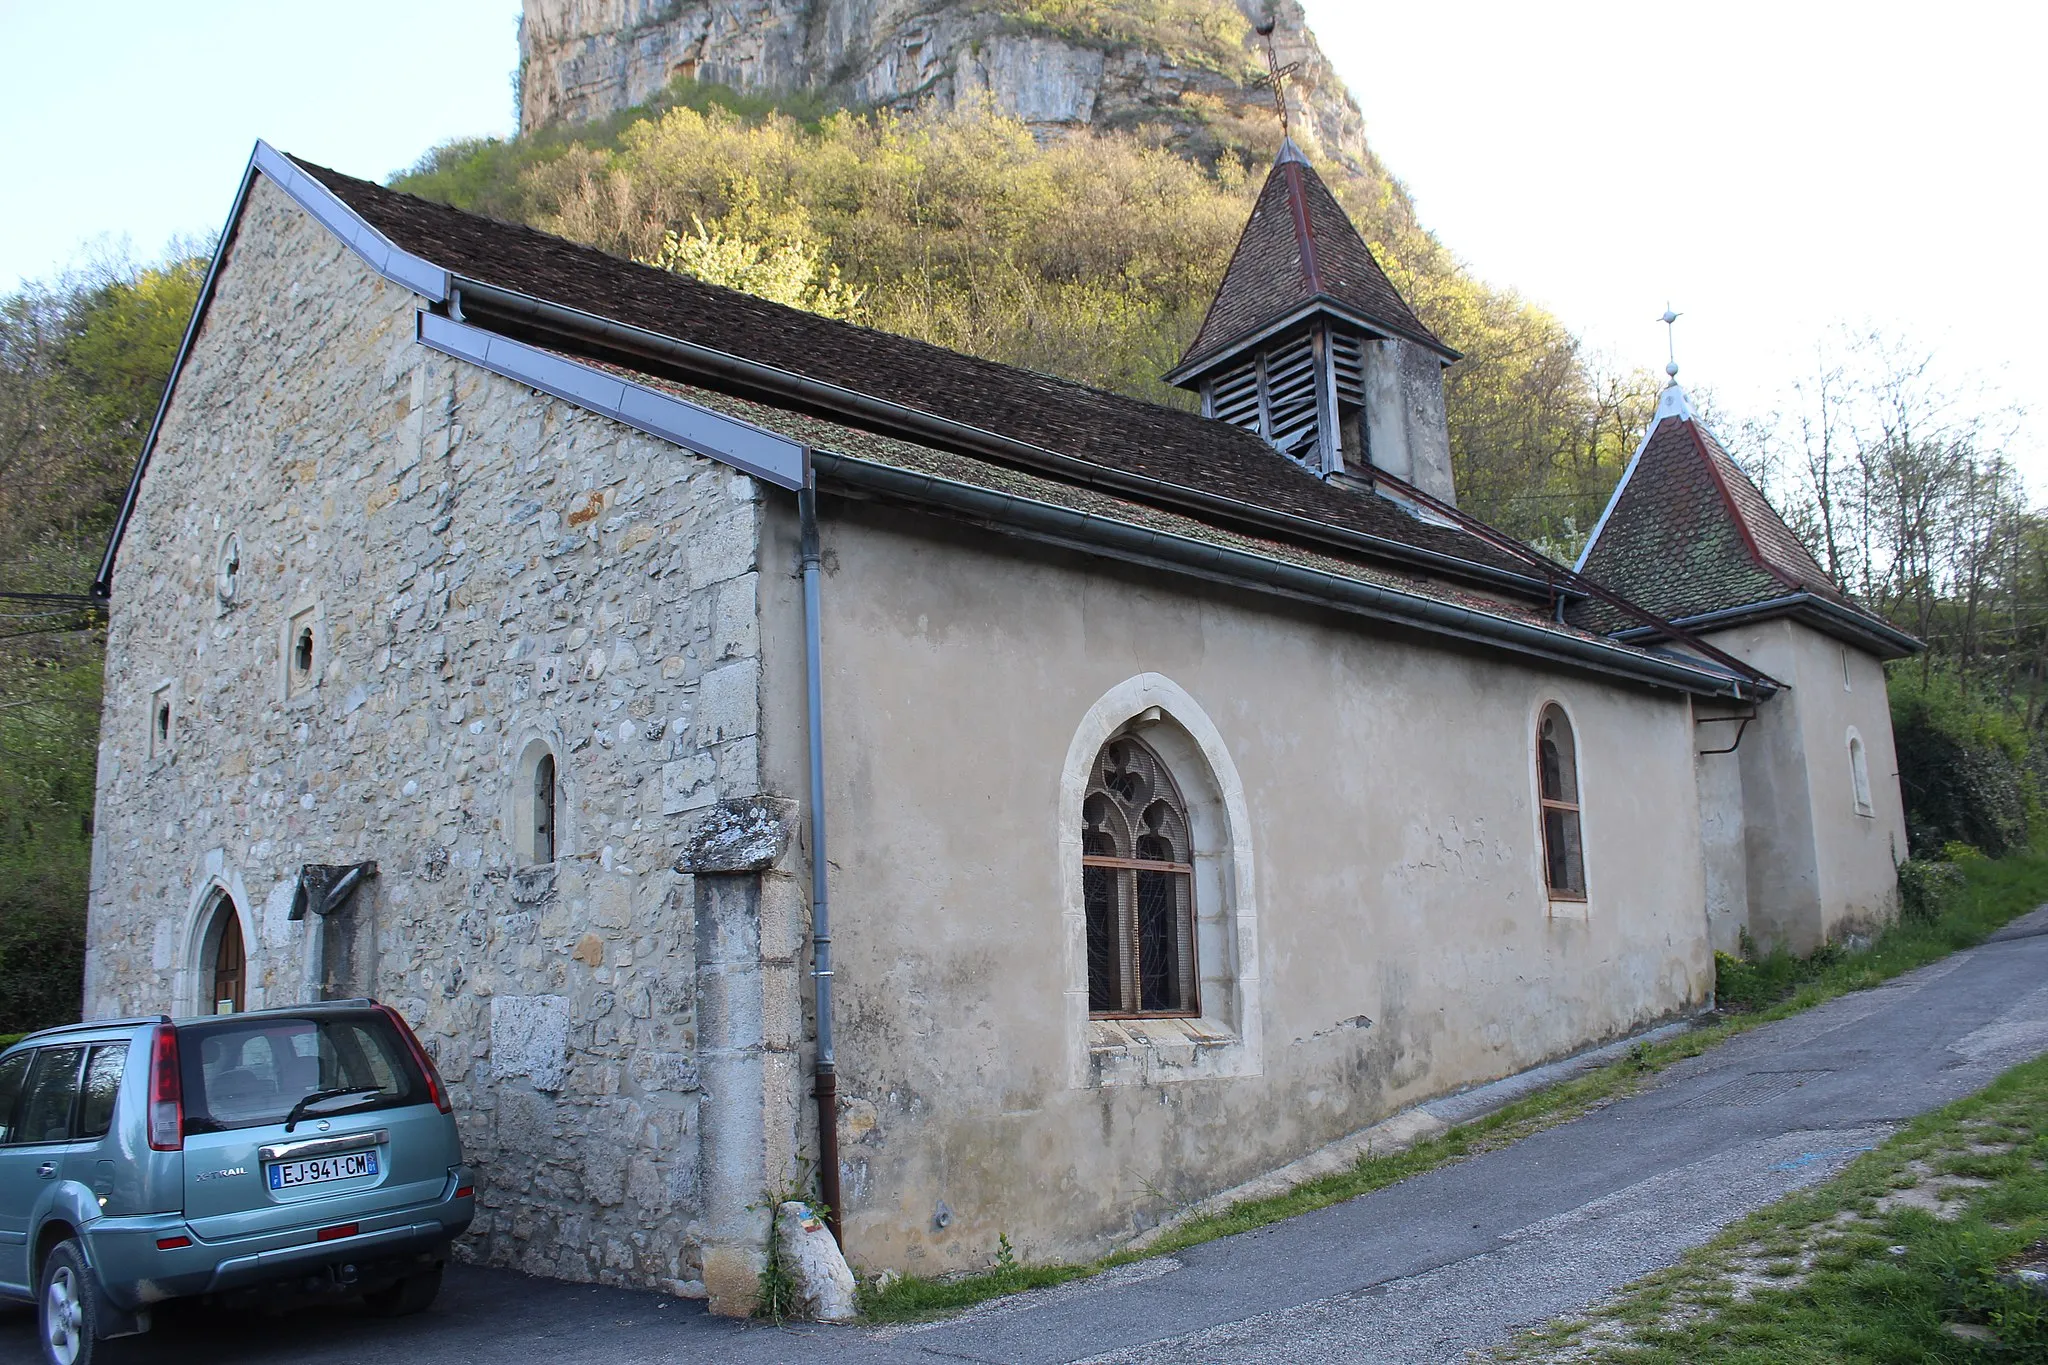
[{"xmin": 798, "ymin": 483, "xmax": 843, "ymax": 1246}]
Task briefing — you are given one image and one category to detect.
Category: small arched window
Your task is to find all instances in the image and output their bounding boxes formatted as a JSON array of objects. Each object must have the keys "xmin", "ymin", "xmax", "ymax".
[
  {"xmin": 1082, "ymin": 736, "xmax": 1197, "ymax": 1016},
  {"xmin": 207, "ymin": 895, "xmax": 245, "ymax": 1015},
  {"xmin": 1538, "ymin": 704, "xmax": 1587, "ymax": 900},
  {"xmin": 1848, "ymin": 731, "xmax": 1873, "ymax": 816},
  {"xmin": 533, "ymin": 752, "xmax": 558, "ymax": 863}
]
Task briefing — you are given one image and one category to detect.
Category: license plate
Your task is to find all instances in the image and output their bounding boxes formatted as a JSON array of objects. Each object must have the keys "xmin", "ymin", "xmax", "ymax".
[{"xmin": 267, "ymin": 1151, "xmax": 379, "ymax": 1190}]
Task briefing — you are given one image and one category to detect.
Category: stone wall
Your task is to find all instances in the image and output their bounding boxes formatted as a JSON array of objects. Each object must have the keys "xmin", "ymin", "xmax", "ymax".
[
  {"xmin": 86, "ymin": 175, "xmax": 788, "ymax": 1295},
  {"xmin": 517, "ymin": 0, "xmax": 1375, "ymax": 175}
]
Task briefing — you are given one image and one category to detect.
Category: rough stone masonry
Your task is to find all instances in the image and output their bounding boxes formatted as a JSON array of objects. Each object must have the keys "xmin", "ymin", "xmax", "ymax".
[{"xmin": 86, "ymin": 175, "xmax": 804, "ymax": 1302}]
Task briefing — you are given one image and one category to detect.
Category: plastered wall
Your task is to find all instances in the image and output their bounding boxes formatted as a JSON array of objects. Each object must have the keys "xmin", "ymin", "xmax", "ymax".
[{"xmin": 774, "ymin": 498, "xmax": 1715, "ymax": 1273}]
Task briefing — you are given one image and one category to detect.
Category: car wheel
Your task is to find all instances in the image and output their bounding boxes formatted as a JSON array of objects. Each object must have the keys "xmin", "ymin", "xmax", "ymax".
[
  {"xmin": 360, "ymin": 1263, "xmax": 443, "ymax": 1318},
  {"xmin": 38, "ymin": 1239, "xmax": 100, "ymax": 1365}
]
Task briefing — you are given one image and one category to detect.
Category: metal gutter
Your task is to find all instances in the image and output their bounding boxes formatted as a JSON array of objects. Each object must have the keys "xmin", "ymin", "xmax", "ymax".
[
  {"xmin": 810, "ymin": 451, "xmax": 1774, "ymax": 701},
  {"xmin": 447, "ymin": 280, "xmax": 1543, "ymax": 600},
  {"xmin": 416, "ymin": 313, "xmax": 806, "ymax": 489},
  {"xmin": 1612, "ymin": 592, "xmax": 1922, "ymax": 660}
]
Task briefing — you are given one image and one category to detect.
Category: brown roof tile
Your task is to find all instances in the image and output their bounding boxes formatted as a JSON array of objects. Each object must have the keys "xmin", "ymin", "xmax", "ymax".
[
  {"xmin": 292, "ymin": 154, "xmax": 1526, "ymax": 584},
  {"xmin": 1576, "ymin": 411, "xmax": 1883, "ymax": 633},
  {"xmin": 1176, "ymin": 146, "xmax": 1450, "ymax": 376}
]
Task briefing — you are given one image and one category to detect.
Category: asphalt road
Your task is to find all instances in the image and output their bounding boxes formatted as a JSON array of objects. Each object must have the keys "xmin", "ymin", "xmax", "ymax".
[{"xmin": 10, "ymin": 905, "xmax": 2048, "ymax": 1365}]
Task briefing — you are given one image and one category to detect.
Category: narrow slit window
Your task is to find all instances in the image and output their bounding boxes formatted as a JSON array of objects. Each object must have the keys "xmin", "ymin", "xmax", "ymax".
[
  {"xmin": 1849, "ymin": 733, "xmax": 1872, "ymax": 815},
  {"xmin": 534, "ymin": 752, "xmax": 557, "ymax": 864},
  {"xmin": 1082, "ymin": 736, "xmax": 1198, "ymax": 1017},
  {"xmin": 1538, "ymin": 704, "xmax": 1587, "ymax": 900}
]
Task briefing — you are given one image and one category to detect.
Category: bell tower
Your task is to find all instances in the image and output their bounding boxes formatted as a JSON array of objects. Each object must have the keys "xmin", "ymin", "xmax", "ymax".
[{"xmin": 1166, "ymin": 140, "xmax": 1461, "ymax": 503}]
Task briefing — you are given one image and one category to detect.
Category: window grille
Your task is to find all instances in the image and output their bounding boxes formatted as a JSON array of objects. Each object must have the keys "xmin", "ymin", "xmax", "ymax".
[
  {"xmin": 534, "ymin": 753, "xmax": 557, "ymax": 864},
  {"xmin": 1537, "ymin": 705, "xmax": 1587, "ymax": 900},
  {"xmin": 1083, "ymin": 736, "xmax": 1198, "ymax": 1016}
]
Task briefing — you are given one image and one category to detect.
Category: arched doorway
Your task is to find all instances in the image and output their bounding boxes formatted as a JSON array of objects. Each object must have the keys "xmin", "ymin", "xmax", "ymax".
[{"xmin": 206, "ymin": 894, "xmax": 246, "ymax": 1014}]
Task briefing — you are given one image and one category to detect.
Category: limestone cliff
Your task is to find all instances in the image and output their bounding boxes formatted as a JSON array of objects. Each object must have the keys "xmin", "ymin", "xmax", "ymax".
[{"xmin": 519, "ymin": 0, "xmax": 1374, "ymax": 174}]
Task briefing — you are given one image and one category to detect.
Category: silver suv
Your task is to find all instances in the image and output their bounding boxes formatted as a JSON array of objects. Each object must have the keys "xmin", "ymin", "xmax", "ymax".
[{"xmin": 0, "ymin": 999, "xmax": 473, "ymax": 1365}]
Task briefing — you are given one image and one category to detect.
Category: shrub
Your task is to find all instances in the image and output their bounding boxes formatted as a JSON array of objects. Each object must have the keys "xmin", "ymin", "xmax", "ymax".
[
  {"xmin": 1889, "ymin": 670, "xmax": 2035, "ymax": 857},
  {"xmin": 1897, "ymin": 857, "xmax": 1966, "ymax": 924}
]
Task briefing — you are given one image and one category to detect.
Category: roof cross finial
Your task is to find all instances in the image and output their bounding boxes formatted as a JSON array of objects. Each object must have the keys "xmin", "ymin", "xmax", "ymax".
[
  {"xmin": 1659, "ymin": 304, "xmax": 1682, "ymax": 385},
  {"xmin": 1251, "ymin": 12, "xmax": 1300, "ymax": 142}
]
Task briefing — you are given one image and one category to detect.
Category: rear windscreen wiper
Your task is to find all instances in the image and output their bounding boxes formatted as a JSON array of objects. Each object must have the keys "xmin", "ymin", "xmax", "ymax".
[{"xmin": 283, "ymin": 1086, "xmax": 385, "ymax": 1132}]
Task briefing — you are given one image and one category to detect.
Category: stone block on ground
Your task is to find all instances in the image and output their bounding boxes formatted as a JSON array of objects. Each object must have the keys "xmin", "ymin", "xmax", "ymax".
[{"xmin": 775, "ymin": 1201, "xmax": 857, "ymax": 1323}]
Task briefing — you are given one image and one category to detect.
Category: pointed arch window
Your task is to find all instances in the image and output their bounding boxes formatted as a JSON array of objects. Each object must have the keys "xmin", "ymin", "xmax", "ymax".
[
  {"xmin": 1538, "ymin": 705, "xmax": 1587, "ymax": 901},
  {"xmin": 1082, "ymin": 736, "xmax": 1198, "ymax": 1016}
]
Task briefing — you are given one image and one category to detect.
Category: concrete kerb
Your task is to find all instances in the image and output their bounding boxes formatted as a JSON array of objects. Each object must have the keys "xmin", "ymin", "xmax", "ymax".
[{"xmin": 1121, "ymin": 1017, "xmax": 1700, "ymax": 1255}]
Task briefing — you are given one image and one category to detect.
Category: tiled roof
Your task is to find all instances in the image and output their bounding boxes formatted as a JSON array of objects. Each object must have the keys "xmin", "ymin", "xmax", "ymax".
[
  {"xmin": 1575, "ymin": 410, "xmax": 1885, "ymax": 634},
  {"xmin": 1175, "ymin": 143, "xmax": 1451, "ymax": 376},
  {"xmin": 291, "ymin": 156, "xmax": 1529, "ymax": 585},
  {"xmin": 577, "ymin": 351, "xmax": 1752, "ymax": 684}
]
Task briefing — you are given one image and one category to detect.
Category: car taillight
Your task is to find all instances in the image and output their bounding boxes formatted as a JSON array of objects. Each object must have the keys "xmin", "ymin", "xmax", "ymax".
[
  {"xmin": 379, "ymin": 1004, "xmax": 451, "ymax": 1114},
  {"xmin": 148, "ymin": 1023, "xmax": 183, "ymax": 1151}
]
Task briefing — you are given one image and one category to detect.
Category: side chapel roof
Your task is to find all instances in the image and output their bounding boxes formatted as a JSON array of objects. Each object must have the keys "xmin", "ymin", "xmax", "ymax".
[
  {"xmin": 1574, "ymin": 387, "xmax": 1919, "ymax": 658},
  {"xmin": 1170, "ymin": 140, "xmax": 1455, "ymax": 383}
]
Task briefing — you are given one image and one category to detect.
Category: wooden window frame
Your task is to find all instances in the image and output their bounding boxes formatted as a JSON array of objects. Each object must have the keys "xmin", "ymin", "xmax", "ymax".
[
  {"xmin": 1083, "ymin": 736, "xmax": 1201, "ymax": 1020},
  {"xmin": 1537, "ymin": 705, "xmax": 1589, "ymax": 903}
]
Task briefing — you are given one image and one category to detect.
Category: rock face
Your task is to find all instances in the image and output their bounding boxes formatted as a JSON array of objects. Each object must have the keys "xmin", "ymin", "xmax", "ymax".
[{"xmin": 518, "ymin": 0, "xmax": 1375, "ymax": 174}]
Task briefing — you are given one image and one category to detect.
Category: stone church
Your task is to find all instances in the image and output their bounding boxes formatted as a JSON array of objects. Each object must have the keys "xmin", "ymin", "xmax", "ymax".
[{"xmin": 85, "ymin": 134, "xmax": 1916, "ymax": 1309}]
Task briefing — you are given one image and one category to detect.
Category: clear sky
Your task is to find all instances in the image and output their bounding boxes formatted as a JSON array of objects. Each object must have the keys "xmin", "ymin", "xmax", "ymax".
[{"xmin": 1, "ymin": 0, "xmax": 2037, "ymax": 467}]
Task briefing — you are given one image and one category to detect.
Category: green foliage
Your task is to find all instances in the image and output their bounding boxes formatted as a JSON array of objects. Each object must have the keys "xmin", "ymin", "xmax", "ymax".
[
  {"xmin": 1715, "ymin": 839, "xmax": 2048, "ymax": 1017},
  {"xmin": 0, "ymin": 248, "xmax": 201, "ymax": 1034},
  {"xmin": 1890, "ymin": 666, "xmax": 2036, "ymax": 857},
  {"xmin": 1898, "ymin": 856, "xmax": 1967, "ymax": 924}
]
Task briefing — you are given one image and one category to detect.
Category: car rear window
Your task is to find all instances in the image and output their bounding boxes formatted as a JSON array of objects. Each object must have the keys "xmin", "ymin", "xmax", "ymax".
[{"xmin": 177, "ymin": 1014, "xmax": 427, "ymax": 1134}]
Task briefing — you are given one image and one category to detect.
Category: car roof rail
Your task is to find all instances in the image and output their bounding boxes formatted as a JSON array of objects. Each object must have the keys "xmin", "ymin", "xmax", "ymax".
[{"xmin": 10, "ymin": 1014, "xmax": 171, "ymax": 1045}]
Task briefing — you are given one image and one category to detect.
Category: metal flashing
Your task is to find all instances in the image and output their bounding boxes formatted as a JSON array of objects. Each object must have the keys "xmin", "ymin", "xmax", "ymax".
[
  {"xmin": 416, "ymin": 312, "xmax": 807, "ymax": 490},
  {"xmin": 255, "ymin": 144, "xmax": 448, "ymax": 302}
]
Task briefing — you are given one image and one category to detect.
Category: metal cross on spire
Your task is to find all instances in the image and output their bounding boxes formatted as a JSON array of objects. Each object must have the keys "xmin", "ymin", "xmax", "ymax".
[
  {"xmin": 1659, "ymin": 305, "xmax": 1682, "ymax": 384},
  {"xmin": 1251, "ymin": 13, "xmax": 1300, "ymax": 141}
]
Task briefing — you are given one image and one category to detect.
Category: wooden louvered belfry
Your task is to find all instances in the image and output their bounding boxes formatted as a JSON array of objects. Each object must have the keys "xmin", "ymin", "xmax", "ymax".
[{"xmin": 1167, "ymin": 139, "xmax": 1459, "ymax": 490}]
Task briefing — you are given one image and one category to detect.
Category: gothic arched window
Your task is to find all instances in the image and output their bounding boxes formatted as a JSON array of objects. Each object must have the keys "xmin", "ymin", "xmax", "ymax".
[
  {"xmin": 1083, "ymin": 736, "xmax": 1198, "ymax": 1016},
  {"xmin": 1538, "ymin": 704, "xmax": 1587, "ymax": 900}
]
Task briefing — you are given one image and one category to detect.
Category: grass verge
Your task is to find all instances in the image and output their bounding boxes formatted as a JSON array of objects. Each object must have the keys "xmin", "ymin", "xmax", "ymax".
[
  {"xmin": 1493, "ymin": 1053, "xmax": 2048, "ymax": 1361},
  {"xmin": 858, "ymin": 845, "xmax": 2048, "ymax": 1324}
]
